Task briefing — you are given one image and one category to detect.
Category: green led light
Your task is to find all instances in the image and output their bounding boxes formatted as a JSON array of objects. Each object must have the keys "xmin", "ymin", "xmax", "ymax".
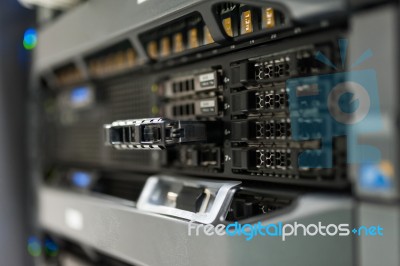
[{"xmin": 27, "ymin": 242, "xmax": 42, "ymax": 257}]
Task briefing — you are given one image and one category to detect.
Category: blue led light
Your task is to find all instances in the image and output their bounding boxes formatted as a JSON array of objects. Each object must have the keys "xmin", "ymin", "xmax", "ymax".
[
  {"xmin": 27, "ymin": 236, "xmax": 41, "ymax": 257},
  {"xmin": 23, "ymin": 28, "xmax": 37, "ymax": 50},
  {"xmin": 44, "ymin": 238, "xmax": 59, "ymax": 257},
  {"xmin": 71, "ymin": 87, "xmax": 90, "ymax": 104},
  {"xmin": 72, "ymin": 171, "xmax": 91, "ymax": 188}
]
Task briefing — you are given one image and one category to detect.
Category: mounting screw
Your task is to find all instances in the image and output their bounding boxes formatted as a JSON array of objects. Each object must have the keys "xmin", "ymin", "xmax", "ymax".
[{"xmin": 223, "ymin": 77, "xmax": 230, "ymax": 83}]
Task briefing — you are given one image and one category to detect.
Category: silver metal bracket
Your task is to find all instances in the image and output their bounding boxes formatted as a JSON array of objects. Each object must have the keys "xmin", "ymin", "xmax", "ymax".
[{"xmin": 104, "ymin": 117, "xmax": 218, "ymax": 150}]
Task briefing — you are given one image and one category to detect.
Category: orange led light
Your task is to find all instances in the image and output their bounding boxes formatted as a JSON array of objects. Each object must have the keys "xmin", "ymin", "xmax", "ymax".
[{"xmin": 241, "ymin": 10, "xmax": 253, "ymax": 34}]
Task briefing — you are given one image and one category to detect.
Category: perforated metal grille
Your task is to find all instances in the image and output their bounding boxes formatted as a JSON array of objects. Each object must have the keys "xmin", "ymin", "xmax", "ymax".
[
  {"xmin": 52, "ymin": 76, "xmax": 155, "ymax": 167},
  {"xmin": 55, "ymin": 120, "xmax": 103, "ymax": 164},
  {"xmin": 105, "ymin": 78, "xmax": 154, "ymax": 164},
  {"xmin": 106, "ymin": 79, "xmax": 152, "ymax": 120}
]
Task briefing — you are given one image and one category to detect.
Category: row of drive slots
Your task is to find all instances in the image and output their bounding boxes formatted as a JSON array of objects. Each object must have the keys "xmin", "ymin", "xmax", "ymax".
[
  {"xmin": 165, "ymin": 94, "xmax": 287, "ymax": 119},
  {"xmin": 143, "ymin": 4, "xmax": 285, "ymax": 60},
  {"xmin": 228, "ymin": 45, "xmax": 336, "ymax": 173},
  {"xmin": 54, "ymin": 3, "xmax": 285, "ymax": 87},
  {"xmin": 161, "ymin": 70, "xmax": 222, "ymax": 118},
  {"xmin": 229, "ymin": 45, "xmax": 332, "ymax": 90},
  {"xmin": 166, "ymin": 146, "xmax": 222, "ymax": 170},
  {"xmin": 218, "ymin": 4, "xmax": 285, "ymax": 37},
  {"xmin": 162, "ymin": 81, "xmax": 290, "ymax": 118},
  {"xmin": 159, "ymin": 44, "xmax": 335, "ymax": 172},
  {"xmin": 231, "ymin": 119, "xmax": 291, "ymax": 141},
  {"xmin": 54, "ymin": 24, "xmax": 331, "ymax": 91},
  {"xmin": 54, "ymin": 45, "xmax": 137, "ymax": 86},
  {"xmin": 231, "ymin": 89, "xmax": 289, "ymax": 115},
  {"xmin": 232, "ymin": 148, "xmax": 294, "ymax": 171},
  {"xmin": 231, "ymin": 148, "xmax": 337, "ymax": 172}
]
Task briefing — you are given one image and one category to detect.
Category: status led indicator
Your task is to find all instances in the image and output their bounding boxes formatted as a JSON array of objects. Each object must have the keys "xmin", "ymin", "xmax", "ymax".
[
  {"xmin": 71, "ymin": 171, "xmax": 91, "ymax": 188},
  {"xmin": 27, "ymin": 236, "xmax": 41, "ymax": 257},
  {"xmin": 23, "ymin": 28, "xmax": 37, "ymax": 50},
  {"xmin": 71, "ymin": 87, "xmax": 90, "ymax": 104}
]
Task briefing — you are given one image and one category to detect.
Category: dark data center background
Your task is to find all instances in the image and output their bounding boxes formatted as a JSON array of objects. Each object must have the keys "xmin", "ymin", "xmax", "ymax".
[{"xmin": 0, "ymin": 1, "xmax": 35, "ymax": 266}]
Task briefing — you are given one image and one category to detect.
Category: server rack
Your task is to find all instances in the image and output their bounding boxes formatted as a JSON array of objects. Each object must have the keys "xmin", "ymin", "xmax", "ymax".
[{"xmin": 31, "ymin": 1, "xmax": 400, "ymax": 265}]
